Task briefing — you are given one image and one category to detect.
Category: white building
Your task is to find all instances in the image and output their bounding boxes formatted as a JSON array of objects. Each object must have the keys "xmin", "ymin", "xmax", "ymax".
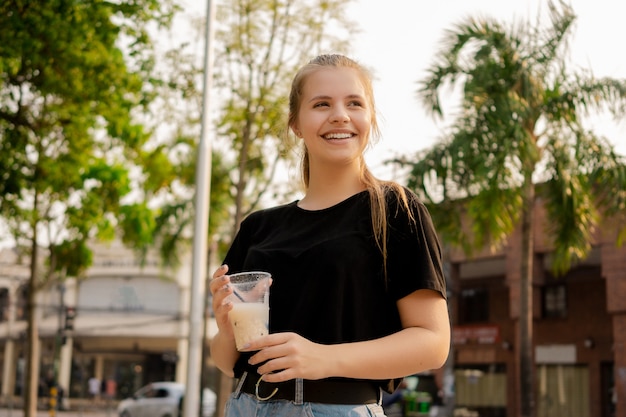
[{"xmin": 0, "ymin": 240, "xmax": 219, "ymax": 403}]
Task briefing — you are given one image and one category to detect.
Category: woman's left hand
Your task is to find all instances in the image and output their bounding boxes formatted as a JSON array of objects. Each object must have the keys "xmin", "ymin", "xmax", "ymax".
[{"xmin": 244, "ymin": 332, "xmax": 328, "ymax": 382}]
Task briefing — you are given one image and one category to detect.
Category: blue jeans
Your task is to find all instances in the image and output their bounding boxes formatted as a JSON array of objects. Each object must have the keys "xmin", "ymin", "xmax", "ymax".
[
  {"xmin": 225, "ymin": 373, "xmax": 387, "ymax": 417},
  {"xmin": 225, "ymin": 392, "xmax": 388, "ymax": 417}
]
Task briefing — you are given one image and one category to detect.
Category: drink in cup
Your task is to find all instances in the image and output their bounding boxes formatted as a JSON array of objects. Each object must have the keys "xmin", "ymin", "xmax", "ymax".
[{"xmin": 227, "ymin": 271, "xmax": 271, "ymax": 350}]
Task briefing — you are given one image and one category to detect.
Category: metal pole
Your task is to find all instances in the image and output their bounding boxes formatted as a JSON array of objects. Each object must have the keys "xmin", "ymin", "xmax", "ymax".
[{"xmin": 183, "ymin": 0, "xmax": 216, "ymax": 416}]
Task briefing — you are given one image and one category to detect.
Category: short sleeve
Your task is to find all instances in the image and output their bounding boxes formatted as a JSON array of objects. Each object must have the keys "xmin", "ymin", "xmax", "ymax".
[
  {"xmin": 385, "ymin": 189, "xmax": 447, "ymax": 301},
  {"xmin": 222, "ymin": 213, "xmax": 256, "ymax": 272}
]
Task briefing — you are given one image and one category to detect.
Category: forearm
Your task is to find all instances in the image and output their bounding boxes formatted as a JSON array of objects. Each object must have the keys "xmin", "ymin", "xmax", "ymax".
[
  {"xmin": 323, "ymin": 293, "xmax": 451, "ymax": 381},
  {"xmin": 324, "ymin": 326, "xmax": 449, "ymax": 380},
  {"xmin": 250, "ymin": 291, "xmax": 450, "ymax": 383},
  {"xmin": 251, "ymin": 325, "xmax": 449, "ymax": 383},
  {"xmin": 209, "ymin": 331, "xmax": 240, "ymax": 378}
]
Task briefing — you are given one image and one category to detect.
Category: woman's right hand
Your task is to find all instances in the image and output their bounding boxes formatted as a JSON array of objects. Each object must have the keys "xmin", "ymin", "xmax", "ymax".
[
  {"xmin": 209, "ymin": 264, "xmax": 241, "ymax": 377},
  {"xmin": 209, "ymin": 264, "xmax": 235, "ymax": 338}
]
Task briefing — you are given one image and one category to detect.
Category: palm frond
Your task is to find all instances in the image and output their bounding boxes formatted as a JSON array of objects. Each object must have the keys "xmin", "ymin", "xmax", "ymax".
[
  {"xmin": 530, "ymin": 1, "xmax": 576, "ymax": 67},
  {"xmin": 541, "ymin": 136, "xmax": 598, "ymax": 274}
]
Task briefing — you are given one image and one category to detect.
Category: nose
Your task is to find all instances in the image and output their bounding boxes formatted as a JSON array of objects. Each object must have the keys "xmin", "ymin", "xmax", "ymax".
[{"xmin": 330, "ymin": 106, "xmax": 350, "ymax": 123}]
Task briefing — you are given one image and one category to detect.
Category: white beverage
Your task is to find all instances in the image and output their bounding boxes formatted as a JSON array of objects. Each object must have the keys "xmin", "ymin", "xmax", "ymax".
[{"xmin": 229, "ymin": 302, "xmax": 269, "ymax": 350}]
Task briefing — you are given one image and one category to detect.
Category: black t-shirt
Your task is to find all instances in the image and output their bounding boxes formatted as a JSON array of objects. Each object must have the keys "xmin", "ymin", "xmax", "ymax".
[{"xmin": 222, "ymin": 188, "xmax": 446, "ymax": 392}]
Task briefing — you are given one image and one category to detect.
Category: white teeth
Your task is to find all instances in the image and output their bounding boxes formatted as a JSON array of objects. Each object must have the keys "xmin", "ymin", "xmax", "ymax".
[{"xmin": 324, "ymin": 133, "xmax": 352, "ymax": 139}]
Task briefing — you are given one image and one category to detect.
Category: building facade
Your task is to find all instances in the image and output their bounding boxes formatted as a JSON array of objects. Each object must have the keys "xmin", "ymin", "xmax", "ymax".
[
  {"xmin": 448, "ymin": 202, "xmax": 625, "ymax": 417},
  {"xmin": 0, "ymin": 240, "xmax": 220, "ymax": 407}
]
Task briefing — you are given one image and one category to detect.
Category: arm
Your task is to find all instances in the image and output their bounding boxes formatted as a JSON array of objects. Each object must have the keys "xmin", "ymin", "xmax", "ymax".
[
  {"xmin": 248, "ymin": 288, "xmax": 450, "ymax": 382},
  {"xmin": 208, "ymin": 265, "xmax": 240, "ymax": 377}
]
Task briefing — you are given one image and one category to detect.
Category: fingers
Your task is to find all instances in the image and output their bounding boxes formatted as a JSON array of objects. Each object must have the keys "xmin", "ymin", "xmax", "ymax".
[
  {"xmin": 247, "ymin": 335, "xmax": 291, "ymax": 379},
  {"xmin": 245, "ymin": 333, "xmax": 328, "ymax": 381},
  {"xmin": 211, "ymin": 264, "xmax": 229, "ymax": 282},
  {"xmin": 209, "ymin": 265, "xmax": 234, "ymax": 325},
  {"xmin": 258, "ymin": 367, "xmax": 293, "ymax": 384},
  {"xmin": 255, "ymin": 359, "xmax": 291, "ymax": 381},
  {"xmin": 209, "ymin": 265, "xmax": 230, "ymax": 296},
  {"xmin": 246, "ymin": 334, "xmax": 296, "ymax": 372},
  {"xmin": 241, "ymin": 332, "xmax": 284, "ymax": 354}
]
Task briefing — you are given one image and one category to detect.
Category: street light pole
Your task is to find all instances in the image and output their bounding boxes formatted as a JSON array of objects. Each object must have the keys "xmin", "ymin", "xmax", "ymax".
[{"xmin": 183, "ymin": 0, "xmax": 216, "ymax": 416}]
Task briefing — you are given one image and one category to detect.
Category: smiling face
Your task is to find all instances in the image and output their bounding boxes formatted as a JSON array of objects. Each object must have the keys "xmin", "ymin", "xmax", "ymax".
[{"xmin": 291, "ymin": 67, "xmax": 373, "ymax": 169}]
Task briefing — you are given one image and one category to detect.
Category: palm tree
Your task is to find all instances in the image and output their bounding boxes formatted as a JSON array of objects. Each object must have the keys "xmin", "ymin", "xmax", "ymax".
[{"xmin": 394, "ymin": 2, "xmax": 626, "ymax": 416}]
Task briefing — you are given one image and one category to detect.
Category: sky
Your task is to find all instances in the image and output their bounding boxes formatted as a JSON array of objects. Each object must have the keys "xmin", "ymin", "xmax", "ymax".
[
  {"xmin": 178, "ymin": 0, "xmax": 626, "ymax": 179},
  {"xmin": 5, "ymin": 1, "xmax": 625, "ymax": 248},
  {"xmin": 342, "ymin": 0, "xmax": 626, "ymax": 177}
]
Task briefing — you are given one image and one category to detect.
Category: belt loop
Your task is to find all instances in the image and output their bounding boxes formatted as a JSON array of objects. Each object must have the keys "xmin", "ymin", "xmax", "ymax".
[
  {"xmin": 294, "ymin": 378, "xmax": 304, "ymax": 405},
  {"xmin": 233, "ymin": 371, "xmax": 247, "ymax": 398}
]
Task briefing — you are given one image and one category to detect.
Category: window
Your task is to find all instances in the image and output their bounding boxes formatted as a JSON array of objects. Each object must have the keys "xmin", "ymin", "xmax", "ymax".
[
  {"xmin": 543, "ymin": 284, "xmax": 567, "ymax": 318},
  {"xmin": 155, "ymin": 388, "xmax": 170, "ymax": 398},
  {"xmin": 537, "ymin": 365, "xmax": 589, "ymax": 417},
  {"xmin": 0, "ymin": 288, "xmax": 8, "ymax": 321},
  {"xmin": 16, "ymin": 284, "xmax": 28, "ymax": 321},
  {"xmin": 455, "ymin": 364, "xmax": 507, "ymax": 416},
  {"xmin": 458, "ymin": 287, "xmax": 489, "ymax": 324}
]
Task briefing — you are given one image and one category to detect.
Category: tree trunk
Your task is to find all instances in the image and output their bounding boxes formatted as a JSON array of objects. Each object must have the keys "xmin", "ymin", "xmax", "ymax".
[
  {"xmin": 232, "ymin": 119, "xmax": 253, "ymax": 238},
  {"xmin": 24, "ymin": 233, "xmax": 39, "ymax": 417},
  {"xmin": 519, "ymin": 179, "xmax": 536, "ymax": 417}
]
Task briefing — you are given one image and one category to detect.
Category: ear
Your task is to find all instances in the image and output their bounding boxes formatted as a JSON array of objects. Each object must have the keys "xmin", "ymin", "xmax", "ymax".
[{"xmin": 290, "ymin": 124, "xmax": 301, "ymax": 138}]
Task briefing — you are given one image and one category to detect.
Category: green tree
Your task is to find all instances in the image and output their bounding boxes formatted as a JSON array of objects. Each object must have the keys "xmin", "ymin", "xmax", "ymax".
[
  {"xmin": 0, "ymin": 1, "xmax": 180, "ymax": 415},
  {"xmin": 131, "ymin": 17, "xmax": 233, "ymax": 268},
  {"xmin": 393, "ymin": 2, "xmax": 626, "ymax": 416},
  {"xmin": 213, "ymin": 0, "xmax": 358, "ymax": 241}
]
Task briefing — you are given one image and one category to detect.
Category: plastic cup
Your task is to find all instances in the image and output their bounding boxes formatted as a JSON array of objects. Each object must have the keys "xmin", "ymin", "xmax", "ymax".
[{"xmin": 226, "ymin": 271, "xmax": 271, "ymax": 350}]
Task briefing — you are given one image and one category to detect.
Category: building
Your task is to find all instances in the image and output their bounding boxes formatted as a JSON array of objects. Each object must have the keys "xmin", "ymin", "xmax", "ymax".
[
  {"xmin": 0, "ymin": 240, "xmax": 220, "ymax": 406},
  {"xmin": 448, "ymin": 201, "xmax": 625, "ymax": 417}
]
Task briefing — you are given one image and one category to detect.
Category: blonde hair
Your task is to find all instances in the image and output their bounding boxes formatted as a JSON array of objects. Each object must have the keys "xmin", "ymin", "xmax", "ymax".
[{"xmin": 288, "ymin": 54, "xmax": 413, "ymax": 278}]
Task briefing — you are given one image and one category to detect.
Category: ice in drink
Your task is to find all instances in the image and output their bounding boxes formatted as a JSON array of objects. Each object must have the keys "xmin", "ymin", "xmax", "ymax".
[
  {"xmin": 229, "ymin": 302, "xmax": 269, "ymax": 350},
  {"xmin": 225, "ymin": 271, "xmax": 271, "ymax": 351}
]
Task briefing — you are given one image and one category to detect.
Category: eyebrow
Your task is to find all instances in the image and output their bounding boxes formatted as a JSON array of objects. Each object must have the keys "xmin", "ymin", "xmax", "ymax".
[{"xmin": 307, "ymin": 94, "xmax": 364, "ymax": 103}]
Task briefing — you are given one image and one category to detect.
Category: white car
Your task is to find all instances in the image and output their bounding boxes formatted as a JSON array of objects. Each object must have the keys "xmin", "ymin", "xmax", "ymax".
[{"xmin": 117, "ymin": 381, "xmax": 216, "ymax": 417}]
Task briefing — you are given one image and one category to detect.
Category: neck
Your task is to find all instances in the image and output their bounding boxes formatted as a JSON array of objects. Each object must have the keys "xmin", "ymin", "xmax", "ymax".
[{"xmin": 299, "ymin": 163, "xmax": 366, "ymax": 210}]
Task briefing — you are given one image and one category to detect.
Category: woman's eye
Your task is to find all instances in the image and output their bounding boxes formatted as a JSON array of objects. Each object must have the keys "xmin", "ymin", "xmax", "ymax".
[
  {"xmin": 348, "ymin": 100, "xmax": 363, "ymax": 107},
  {"xmin": 313, "ymin": 101, "xmax": 330, "ymax": 108}
]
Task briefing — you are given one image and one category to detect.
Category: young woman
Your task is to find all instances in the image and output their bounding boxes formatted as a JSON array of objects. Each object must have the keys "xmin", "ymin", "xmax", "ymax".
[{"xmin": 209, "ymin": 54, "xmax": 450, "ymax": 417}]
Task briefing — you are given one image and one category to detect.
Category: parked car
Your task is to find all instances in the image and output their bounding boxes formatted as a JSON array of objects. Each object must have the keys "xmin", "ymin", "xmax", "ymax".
[{"xmin": 117, "ymin": 381, "xmax": 216, "ymax": 417}]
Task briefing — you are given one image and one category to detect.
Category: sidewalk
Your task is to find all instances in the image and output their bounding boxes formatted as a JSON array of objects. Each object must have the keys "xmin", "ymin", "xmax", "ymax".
[
  {"xmin": 0, "ymin": 408, "xmax": 116, "ymax": 417},
  {"xmin": 0, "ymin": 400, "xmax": 117, "ymax": 417}
]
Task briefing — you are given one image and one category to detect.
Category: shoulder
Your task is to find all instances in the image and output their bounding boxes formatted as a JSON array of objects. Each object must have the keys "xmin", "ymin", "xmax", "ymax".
[
  {"xmin": 382, "ymin": 185, "xmax": 439, "ymax": 243},
  {"xmin": 383, "ymin": 184, "xmax": 427, "ymax": 217},
  {"xmin": 240, "ymin": 200, "xmax": 298, "ymax": 227}
]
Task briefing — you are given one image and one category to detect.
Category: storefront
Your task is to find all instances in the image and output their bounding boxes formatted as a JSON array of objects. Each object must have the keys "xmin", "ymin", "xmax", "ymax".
[{"xmin": 449, "ymin": 243, "xmax": 622, "ymax": 417}]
